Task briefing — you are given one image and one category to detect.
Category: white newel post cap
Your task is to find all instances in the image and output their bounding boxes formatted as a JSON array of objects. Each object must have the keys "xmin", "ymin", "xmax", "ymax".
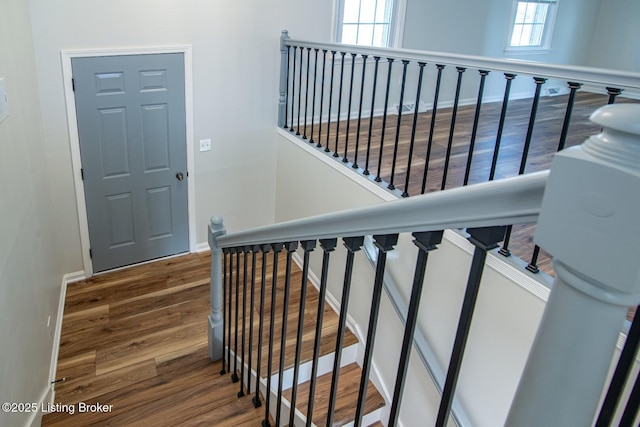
[
  {"xmin": 208, "ymin": 216, "xmax": 226, "ymax": 251},
  {"xmin": 534, "ymin": 103, "xmax": 640, "ymax": 306}
]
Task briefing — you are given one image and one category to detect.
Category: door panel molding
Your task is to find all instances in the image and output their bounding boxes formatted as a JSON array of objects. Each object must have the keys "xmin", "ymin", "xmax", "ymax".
[{"xmin": 61, "ymin": 45, "xmax": 195, "ymax": 278}]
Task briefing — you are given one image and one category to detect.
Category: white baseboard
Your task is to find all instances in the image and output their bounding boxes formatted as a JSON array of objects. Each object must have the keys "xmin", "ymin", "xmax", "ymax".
[
  {"xmin": 26, "ymin": 386, "xmax": 54, "ymax": 427},
  {"xmin": 51, "ymin": 271, "xmax": 85, "ymax": 380},
  {"xmin": 195, "ymin": 242, "xmax": 210, "ymax": 253},
  {"xmin": 26, "ymin": 271, "xmax": 84, "ymax": 427}
]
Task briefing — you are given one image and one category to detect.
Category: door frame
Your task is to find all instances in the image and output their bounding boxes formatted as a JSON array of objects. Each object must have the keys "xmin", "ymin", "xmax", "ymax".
[{"xmin": 61, "ymin": 46, "xmax": 196, "ymax": 278}]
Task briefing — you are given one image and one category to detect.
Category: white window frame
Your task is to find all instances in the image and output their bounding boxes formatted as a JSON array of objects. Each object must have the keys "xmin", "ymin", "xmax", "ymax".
[
  {"xmin": 334, "ymin": 0, "xmax": 407, "ymax": 48},
  {"xmin": 505, "ymin": 0, "xmax": 559, "ymax": 53}
]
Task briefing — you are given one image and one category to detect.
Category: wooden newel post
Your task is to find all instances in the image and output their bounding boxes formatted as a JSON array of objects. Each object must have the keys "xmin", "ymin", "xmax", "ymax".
[
  {"xmin": 278, "ymin": 30, "xmax": 290, "ymax": 128},
  {"xmin": 506, "ymin": 104, "xmax": 640, "ymax": 426},
  {"xmin": 208, "ymin": 216, "xmax": 227, "ymax": 361}
]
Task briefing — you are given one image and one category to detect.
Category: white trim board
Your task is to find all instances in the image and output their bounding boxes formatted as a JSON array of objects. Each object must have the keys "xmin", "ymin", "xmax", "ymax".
[
  {"xmin": 27, "ymin": 271, "xmax": 85, "ymax": 427},
  {"xmin": 195, "ymin": 242, "xmax": 211, "ymax": 253},
  {"xmin": 60, "ymin": 46, "xmax": 197, "ymax": 279}
]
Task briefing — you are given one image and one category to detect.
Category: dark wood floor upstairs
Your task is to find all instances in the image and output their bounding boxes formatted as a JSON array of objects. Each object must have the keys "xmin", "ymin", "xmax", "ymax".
[{"xmin": 304, "ymin": 91, "xmax": 637, "ymax": 276}]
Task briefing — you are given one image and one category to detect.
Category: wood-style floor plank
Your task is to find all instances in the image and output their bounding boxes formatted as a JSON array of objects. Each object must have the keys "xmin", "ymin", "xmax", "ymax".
[
  {"xmin": 225, "ymin": 252, "xmax": 359, "ymax": 378},
  {"xmin": 307, "ymin": 92, "xmax": 637, "ymax": 276},
  {"xmin": 44, "ymin": 251, "xmax": 366, "ymax": 426},
  {"xmin": 283, "ymin": 363, "xmax": 385, "ymax": 426}
]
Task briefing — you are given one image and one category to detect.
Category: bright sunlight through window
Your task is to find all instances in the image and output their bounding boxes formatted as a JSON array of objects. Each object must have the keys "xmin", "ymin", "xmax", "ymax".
[
  {"xmin": 509, "ymin": 0, "xmax": 557, "ymax": 49},
  {"xmin": 339, "ymin": 0, "xmax": 395, "ymax": 47}
]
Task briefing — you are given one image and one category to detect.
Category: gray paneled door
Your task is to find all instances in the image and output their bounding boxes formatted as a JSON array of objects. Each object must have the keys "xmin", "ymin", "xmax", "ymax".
[{"xmin": 72, "ymin": 53, "xmax": 188, "ymax": 273}]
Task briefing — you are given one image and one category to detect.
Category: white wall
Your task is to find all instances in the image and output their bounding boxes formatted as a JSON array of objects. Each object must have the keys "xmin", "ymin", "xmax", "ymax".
[
  {"xmin": 402, "ymin": 0, "xmax": 602, "ymax": 68},
  {"xmin": 588, "ymin": 0, "xmax": 640, "ymax": 72},
  {"xmin": 275, "ymin": 130, "xmax": 552, "ymax": 426},
  {"xmin": 27, "ymin": 0, "xmax": 334, "ymax": 274},
  {"xmin": 0, "ymin": 1, "xmax": 64, "ymax": 425}
]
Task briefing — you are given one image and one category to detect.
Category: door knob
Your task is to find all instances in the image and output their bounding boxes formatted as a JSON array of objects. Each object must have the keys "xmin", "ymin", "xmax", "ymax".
[{"xmin": 176, "ymin": 172, "xmax": 184, "ymax": 181}]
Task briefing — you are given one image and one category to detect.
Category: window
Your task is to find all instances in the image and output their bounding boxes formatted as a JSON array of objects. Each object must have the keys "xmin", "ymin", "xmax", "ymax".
[
  {"xmin": 508, "ymin": 0, "xmax": 558, "ymax": 50},
  {"xmin": 336, "ymin": 0, "xmax": 397, "ymax": 47}
]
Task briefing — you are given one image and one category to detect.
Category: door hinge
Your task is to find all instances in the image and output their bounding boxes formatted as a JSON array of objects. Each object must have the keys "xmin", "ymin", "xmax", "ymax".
[
  {"xmin": 89, "ymin": 248, "xmax": 93, "ymax": 259},
  {"xmin": 72, "ymin": 78, "xmax": 75, "ymax": 91},
  {"xmin": 80, "ymin": 168, "xmax": 84, "ymax": 180}
]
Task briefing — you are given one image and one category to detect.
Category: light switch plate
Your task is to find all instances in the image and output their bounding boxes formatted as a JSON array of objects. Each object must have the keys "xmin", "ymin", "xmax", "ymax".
[
  {"xmin": 199, "ymin": 138, "xmax": 212, "ymax": 152},
  {"xmin": 0, "ymin": 78, "xmax": 8, "ymax": 124}
]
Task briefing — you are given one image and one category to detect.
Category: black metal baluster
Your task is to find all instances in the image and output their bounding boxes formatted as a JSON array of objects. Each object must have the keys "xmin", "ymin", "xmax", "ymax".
[
  {"xmin": 290, "ymin": 46, "xmax": 297, "ymax": 134},
  {"xmin": 375, "ymin": 58, "xmax": 395, "ymax": 183},
  {"xmin": 303, "ymin": 47, "xmax": 311, "ymax": 140},
  {"xmin": 288, "ymin": 241, "xmax": 317, "ymax": 427},
  {"xmin": 232, "ymin": 248, "xmax": 241, "ymax": 383},
  {"xmin": 227, "ymin": 248, "xmax": 235, "ymax": 379},
  {"xmin": 317, "ymin": 50, "xmax": 327, "ymax": 148},
  {"xmin": 326, "ymin": 236, "xmax": 364, "ymax": 427},
  {"xmin": 402, "ymin": 62, "xmax": 426, "ymax": 197},
  {"xmin": 421, "ymin": 64, "xmax": 445, "ymax": 194},
  {"xmin": 355, "ymin": 234, "xmax": 399, "ymax": 427},
  {"xmin": 525, "ymin": 246, "xmax": 542, "ymax": 273},
  {"xmin": 606, "ymin": 86, "xmax": 623, "ymax": 105},
  {"xmin": 441, "ymin": 67, "xmax": 467, "ymax": 191},
  {"xmin": 306, "ymin": 238, "xmax": 337, "ymax": 427},
  {"xmin": 275, "ymin": 242, "xmax": 297, "ymax": 426},
  {"xmin": 499, "ymin": 77, "xmax": 546, "ymax": 260},
  {"xmin": 462, "ymin": 70, "xmax": 489, "ymax": 186},
  {"xmin": 556, "ymin": 82, "xmax": 583, "ymax": 152},
  {"xmin": 238, "ymin": 247, "xmax": 250, "ymax": 397},
  {"xmin": 463, "ymin": 70, "xmax": 490, "ymax": 186},
  {"xmin": 284, "ymin": 46, "xmax": 291, "ymax": 130},
  {"xmin": 389, "ymin": 60, "xmax": 410, "ymax": 190},
  {"xmin": 520, "ymin": 81, "xmax": 582, "ymax": 274},
  {"xmin": 353, "ymin": 55, "xmax": 368, "ymax": 170},
  {"xmin": 343, "ymin": 53, "xmax": 358, "ymax": 163},
  {"xmin": 310, "ymin": 49, "xmax": 319, "ymax": 144},
  {"xmin": 364, "ymin": 56, "xmax": 381, "ymax": 175},
  {"xmin": 619, "ymin": 369, "xmax": 640, "ymax": 427},
  {"xmin": 247, "ymin": 245, "xmax": 259, "ymax": 395},
  {"xmin": 221, "ymin": 249, "xmax": 229, "ymax": 374},
  {"xmin": 435, "ymin": 226, "xmax": 506, "ymax": 427},
  {"xmin": 389, "ymin": 231, "xmax": 444, "ymax": 427},
  {"xmin": 334, "ymin": 51, "xmax": 347, "ymax": 157},
  {"xmin": 489, "ymin": 74, "xmax": 516, "ymax": 181},
  {"xmin": 297, "ymin": 46, "xmax": 304, "ymax": 136},
  {"xmin": 595, "ymin": 307, "xmax": 640, "ymax": 426},
  {"xmin": 263, "ymin": 243, "xmax": 284, "ymax": 427},
  {"xmin": 253, "ymin": 244, "xmax": 271, "ymax": 408},
  {"xmin": 325, "ymin": 50, "xmax": 337, "ymax": 153}
]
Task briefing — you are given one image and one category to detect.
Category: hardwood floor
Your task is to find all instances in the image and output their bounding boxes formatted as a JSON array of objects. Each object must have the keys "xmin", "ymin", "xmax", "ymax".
[
  {"xmin": 43, "ymin": 251, "xmax": 382, "ymax": 426},
  {"xmin": 295, "ymin": 91, "xmax": 637, "ymax": 276},
  {"xmin": 42, "ymin": 253, "xmax": 271, "ymax": 427}
]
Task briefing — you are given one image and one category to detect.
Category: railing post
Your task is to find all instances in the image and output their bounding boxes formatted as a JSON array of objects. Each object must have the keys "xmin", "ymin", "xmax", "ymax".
[
  {"xmin": 506, "ymin": 104, "xmax": 640, "ymax": 426},
  {"xmin": 208, "ymin": 216, "xmax": 227, "ymax": 361},
  {"xmin": 278, "ymin": 30, "xmax": 290, "ymax": 128}
]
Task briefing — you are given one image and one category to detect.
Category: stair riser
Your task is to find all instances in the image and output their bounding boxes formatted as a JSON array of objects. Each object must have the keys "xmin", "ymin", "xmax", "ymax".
[{"xmin": 226, "ymin": 343, "xmax": 359, "ymax": 392}]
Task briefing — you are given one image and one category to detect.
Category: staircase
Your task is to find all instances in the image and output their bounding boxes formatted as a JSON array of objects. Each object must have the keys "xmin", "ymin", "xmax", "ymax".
[
  {"xmin": 209, "ymin": 103, "xmax": 640, "ymax": 427},
  {"xmin": 221, "ymin": 248, "xmax": 386, "ymax": 426}
]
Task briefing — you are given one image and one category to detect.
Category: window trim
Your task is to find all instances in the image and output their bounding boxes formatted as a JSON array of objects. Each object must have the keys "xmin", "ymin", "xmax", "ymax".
[
  {"xmin": 505, "ymin": 0, "xmax": 559, "ymax": 53},
  {"xmin": 333, "ymin": 0, "xmax": 407, "ymax": 48}
]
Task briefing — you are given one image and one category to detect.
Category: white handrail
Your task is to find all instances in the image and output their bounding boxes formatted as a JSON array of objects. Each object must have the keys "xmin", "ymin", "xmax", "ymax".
[
  {"xmin": 216, "ymin": 170, "xmax": 548, "ymax": 248},
  {"xmin": 284, "ymin": 35, "xmax": 640, "ymax": 91}
]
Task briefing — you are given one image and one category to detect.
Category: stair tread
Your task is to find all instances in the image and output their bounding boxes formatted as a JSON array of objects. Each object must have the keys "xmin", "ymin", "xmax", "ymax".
[
  {"xmin": 283, "ymin": 363, "xmax": 385, "ymax": 426},
  {"xmin": 228, "ymin": 252, "xmax": 359, "ymax": 375}
]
